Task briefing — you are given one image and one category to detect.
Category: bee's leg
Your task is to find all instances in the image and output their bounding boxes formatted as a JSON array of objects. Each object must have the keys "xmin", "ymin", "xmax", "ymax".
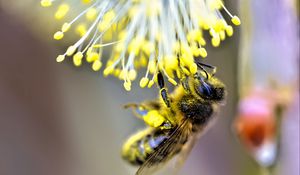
[
  {"xmin": 196, "ymin": 63, "xmax": 209, "ymax": 79},
  {"xmin": 157, "ymin": 71, "xmax": 171, "ymax": 108}
]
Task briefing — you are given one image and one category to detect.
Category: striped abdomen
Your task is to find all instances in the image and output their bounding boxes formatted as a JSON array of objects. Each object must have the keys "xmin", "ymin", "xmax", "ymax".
[{"xmin": 122, "ymin": 128, "xmax": 171, "ymax": 165}]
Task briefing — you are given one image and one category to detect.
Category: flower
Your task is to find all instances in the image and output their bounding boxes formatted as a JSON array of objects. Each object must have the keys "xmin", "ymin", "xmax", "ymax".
[
  {"xmin": 41, "ymin": 0, "xmax": 240, "ymax": 91},
  {"xmin": 234, "ymin": 89, "xmax": 279, "ymax": 168}
]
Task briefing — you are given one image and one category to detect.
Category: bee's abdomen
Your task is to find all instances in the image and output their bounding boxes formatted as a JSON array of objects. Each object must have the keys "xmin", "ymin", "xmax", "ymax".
[{"xmin": 122, "ymin": 129, "xmax": 170, "ymax": 165}]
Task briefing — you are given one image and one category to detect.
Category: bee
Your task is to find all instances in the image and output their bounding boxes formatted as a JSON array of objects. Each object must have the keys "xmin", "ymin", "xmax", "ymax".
[{"xmin": 122, "ymin": 62, "xmax": 226, "ymax": 175}]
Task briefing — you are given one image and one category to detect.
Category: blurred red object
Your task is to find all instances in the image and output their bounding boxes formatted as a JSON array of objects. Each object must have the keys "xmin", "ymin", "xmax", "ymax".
[{"xmin": 234, "ymin": 88, "xmax": 281, "ymax": 167}]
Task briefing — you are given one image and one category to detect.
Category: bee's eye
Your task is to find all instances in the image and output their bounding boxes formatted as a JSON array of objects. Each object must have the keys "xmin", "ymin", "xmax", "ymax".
[
  {"xmin": 195, "ymin": 80, "xmax": 225, "ymax": 101},
  {"xmin": 197, "ymin": 83, "xmax": 213, "ymax": 99}
]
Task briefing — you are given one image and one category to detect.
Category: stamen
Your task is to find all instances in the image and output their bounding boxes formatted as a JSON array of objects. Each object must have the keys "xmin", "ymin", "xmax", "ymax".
[{"xmin": 41, "ymin": 0, "xmax": 240, "ymax": 91}]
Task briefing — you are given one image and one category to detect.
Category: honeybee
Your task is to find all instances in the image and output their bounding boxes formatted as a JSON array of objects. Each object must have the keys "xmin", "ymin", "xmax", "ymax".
[{"xmin": 122, "ymin": 62, "xmax": 226, "ymax": 175}]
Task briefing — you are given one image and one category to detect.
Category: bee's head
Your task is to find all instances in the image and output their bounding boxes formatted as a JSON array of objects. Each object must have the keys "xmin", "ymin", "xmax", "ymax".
[{"xmin": 193, "ymin": 74, "xmax": 226, "ymax": 102}]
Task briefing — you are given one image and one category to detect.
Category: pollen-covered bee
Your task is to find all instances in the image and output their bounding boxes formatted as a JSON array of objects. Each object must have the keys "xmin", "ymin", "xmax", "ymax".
[{"xmin": 122, "ymin": 62, "xmax": 226, "ymax": 175}]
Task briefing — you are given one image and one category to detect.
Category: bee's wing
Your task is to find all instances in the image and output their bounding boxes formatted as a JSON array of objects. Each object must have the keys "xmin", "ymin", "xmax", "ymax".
[
  {"xmin": 136, "ymin": 119, "xmax": 192, "ymax": 175},
  {"xmin": 174, "ymin": 115, "xmax": 219, "ymax": 171},
  {"xmin": 173, "ymin": 132, "xmax": 198, "ymax": 172}
]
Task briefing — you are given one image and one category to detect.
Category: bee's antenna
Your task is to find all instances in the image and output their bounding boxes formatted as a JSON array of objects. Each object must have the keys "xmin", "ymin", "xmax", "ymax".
[
  {"xmin": 196, "ymin": 62, "xmax": 217, "ymax": 76},
  {"xmin": 196, "ymin": 63, "xmax": 209, "ymax": 79}
]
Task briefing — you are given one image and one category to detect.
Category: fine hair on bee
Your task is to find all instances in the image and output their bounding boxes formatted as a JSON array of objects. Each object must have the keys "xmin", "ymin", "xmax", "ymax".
[{"xmin": 122, "ymin": 61, "xmax": 226, "ymax": 175}]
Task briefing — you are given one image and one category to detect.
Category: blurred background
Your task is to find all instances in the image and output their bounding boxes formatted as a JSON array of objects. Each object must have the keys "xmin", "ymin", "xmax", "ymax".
[{"xmin": 0, "ymin": 1, "xmax": 298, "ymax": 175}]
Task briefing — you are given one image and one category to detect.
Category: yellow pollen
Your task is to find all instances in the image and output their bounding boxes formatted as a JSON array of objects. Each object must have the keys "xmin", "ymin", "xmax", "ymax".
[
  {"xmin": 81, "ymin": 0, "xmax": 92, "ymax": 4},
  {"xmin": 56, "ymin": 55, "xmax": 65, "ymax": 62},
  {"xmin": 86, "ymin": 52, "xmax": 100, "ymax": 63},
  {"xmin": 147, "ymin": 79, "xmax": 155, "ymax": 88},
  {"xmin": 73, "ymin": 52, "xmax": 83, "ymax": 61},
  {"xmin": 41, "ymin": 0, "xmax": 52, "ymax": 7},
  {"xmin": 103, "ymin": 66, "xmax": 114, "ymax": 76},
  {"xmin": 128, "ymin": 70, "xmax": 137, "ymax": 81},
  {"xmin": 53, "ymin": 31, "xmax": 64, "ymax": 40},
  {"xmin": 76, "ymin": 24, "xmax": 87, "ymax": 37},
  {"xmin": 61, "ymin": 23, "xmax": 71, "ymax": 32},
  {"xmin": 92, "ymin": 60, "xmax": 102, "ymax": 71},
  {"xmin": 190, "ymin": 63, "xmax": 198, "ymax": 74},
  {"xmin": 199, "ymin": 48, "xmax": 207, "ymax": 58},
  {"xmin": 139, "ymin": 77, "xmax": 149, "ymax": 88},
  {"xmin": 66, "ymin": 45, "xmax": 77, "ymax": 56},
  {"xmin": 86, "ymin": 8, "xmax": 97, "ymax": 21},
  {"xmin": 225, "ymin": 25, "xmax": 234, "ymax": 36},
  {"xmin": 55, "ymin": 4, "xmax": 69, "ymax": 20},
  {"xmin": 73, "ymin": 57, "xmax": 82, "ymax": 67},
  {"xmin": 220, "ymin": 31, "xmax": 226, "ymax": 40},
  {"xmin": 123, "ymin": 81, "xmax": 132, "ymax": 91},
  {"xmin": 168, "ymin": 78, "xmax": 177, "ymax": 86},
  {"xmin": 231, "ymin": 16, "xmax": 241, "ymax": 26},
  {"xmin": 212, "ymin": 35, "xmax": 221, "ymax": 47}
]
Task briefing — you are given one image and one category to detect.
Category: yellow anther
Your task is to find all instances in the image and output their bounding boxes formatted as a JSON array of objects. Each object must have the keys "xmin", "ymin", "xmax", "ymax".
[
  {"xmin": 181, "ymin": 53, "xmax": 194, "ymax": 67},
  {"xmin": 148, "ymin": 79, "xmax": 155, "ymax": 88},
  {"xmin": 55, "ymin": 4, "xmax": 69, "ymax": 20},
  {"xmin": 118, "ymin": 70, "xmax": 126, "ymax": 80},
  {"xmin": 76, "ymin": 24, "xmax": 87, "ymax": 37},
  {"xmin": 113, "ymin": 69, "xmax": 121, "ymax": 77},
  {"xmin": 168, "ymin": 78, "xmax": 177, "ymax": 86},
  {"xmin": 231, "ymin": 16, "xmax": 241, "ymax": 26},
  {"xmin": 164, "ymin": 55, "xmax": 178, "ymax": 70},
  {"xmin": 219, "ymin": 31, "xmax": 226, "ymax": 40},
  {"xmin": 148, "ymin": 61, "xmax": 156, "ymax": 74},
  {"xmin": 103, "ymin": 10, "xmax": 116, "ymax": 22},
  {"xmin": 209, "ymin": 28, "xmax": 215, "ymax": 37},
  {"xmin": 56, "ymin": 55, "xmax": 65, "ymax": 62},
  {"xmin": 81, "ymin": 0, "xmax": 92, "ymax": 4},
  {"xmin": 187, "ymin": 30, "xmax": 201, "ymax": 42},
  {"xmin": 97, "ymin": 21, "xmax": 109, "ymax": 32},
  {"xmin": 87, "ymin": 47, "xmax": 93, "ymax": 55},
  {"xmin": 191, "ymin": 44, "xmax": 201, "ymax": 57},
  {"xmin": 142, "ymin": 41, "xmax": 155, "ymax": 55},
  {"xmin": 66, "ymin": 45, "xmax": 77, "ymax": 56},
  {"xmin": 139, "ymin": 55, "xmax": 148, "ymax": 67},
  {"xmin": 212, "ymin": 35, "xmax": 220, "ymax": 47},
  {"xmin": 41, "ymin": 0, "xmax": 52, "ymax": 7},
  {"xmin": 103, "ymin": 66, "xmax": 114, "ymax": 76},
  {"xmin": 139, "ymin": 77, "xmax": 149, "ymax": 88},
  {"xmin": 214, "ymin": 19, "xmax": 226, "ymax": 32},
  {"xmin": 86, "ymin": 8, "xmax": 97, "ymax": 21},
  {"xmin": 53, "ymin": 31, "xmax": 64, "ymax": 40},
  {"xmin": 198, "ymin": 37, "xmax": 206, "ymax": 46},
  {"xmin": 199, "ymin": 48, "xmax": 207, "ymax": 58},
  {"xmin": 73, "ymin": 57, "xmax": 82, "ymax": 67},
  {"xmin": 128, "ymin": 38, "xmax": 142, "ymax": 55},
  {"xmin": 115, "ymin": 43, "xmax": 125, "ymax": 52},
  {"xmin": 208, "ymin": 0, "xmax": 222, "ymax": 10},
  {"xmin": 73, "ymin": 52, "xmax": 83, "ymax": 61},
  {"xmin": 61, "ymin": 23, "xmax": 71, "ymax": 32},
  {"xmin": 86, "ymin": 52, "xmax": 99, "ymax": 63},
  {"xmin": 225, "ymin": 25, "xmax": 233, "ymax": 36},
  {"xmin": 189, "ymin": 63, "xmax": 198, "ymax": 74},
  {"xmin": 92, "ymin": 60, "xmax": 102, "ymax": 71},
  {"xmin": 118, "ymin": 30, "xmax": 127, "ymax": 40},
  {"xmin": 128, "ymin": 69, "xmax": 137, "ymax": 81},
  {"xmin": 123, "ymin": 81, "xmax": 131, "ymax": 91}
]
